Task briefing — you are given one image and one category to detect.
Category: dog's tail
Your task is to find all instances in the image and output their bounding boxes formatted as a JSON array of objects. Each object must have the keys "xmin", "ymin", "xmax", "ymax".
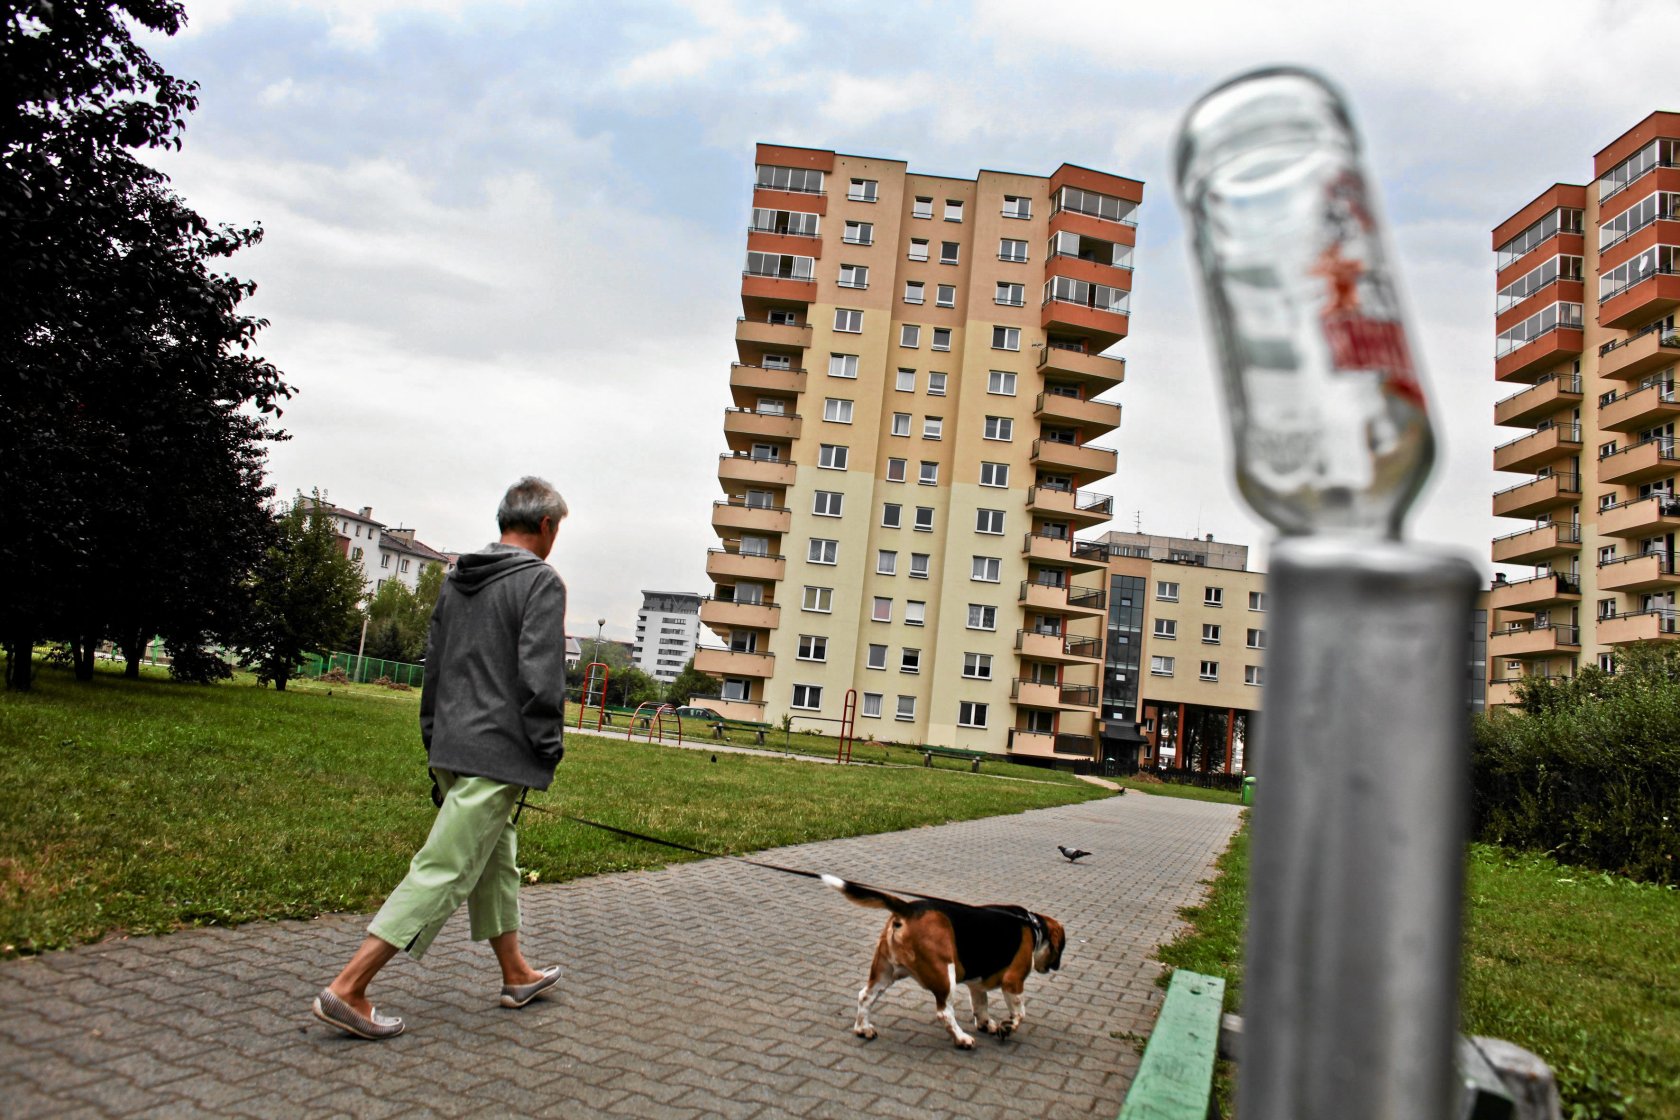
[{"xmin": 821, "ymin": 873, "xmax": 916, "ymax": 916}]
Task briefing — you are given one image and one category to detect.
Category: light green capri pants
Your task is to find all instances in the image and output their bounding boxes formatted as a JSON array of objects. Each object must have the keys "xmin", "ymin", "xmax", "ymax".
[{"xmin": 367, "ymin": 769, "xmax": 524, "ymax": 960}]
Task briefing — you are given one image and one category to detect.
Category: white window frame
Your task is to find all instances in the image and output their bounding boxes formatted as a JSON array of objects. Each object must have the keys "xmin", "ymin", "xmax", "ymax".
[
  {"xmin": 940, "ymin": 240, "xmax": 960, "ymax": 265},
  {"xmin": 833, "ymin": 308, "xmax": 862, "ymax": 333},
  {"xmin": 995, "ymin": 281, "xmax": 1025, "ymax": 307},
  {"xmin": 944, "ymin": 199, "xmax": 964, "ymax": 222},
  {"xmin": 792, "ymin": 683, "xmax": 823, "ymax": 709},
  {"xmin": 904, "ymin": 280, "xmax": 925, "ymax": 304},
  {"xmin": 900, "ymin": 647, "xmax": 921, "ymax": 673},
  {"xmin": 1154, "ymin": 618, "xmax": 1177, "ymax": 639},
  {"xmin": 936, "ymin": 284, "xmax": 956, "ymax": 308},
  {"xmin": 866, "ymin": 644, "xmax": 888, "ymax": 670},
  {"xmin": 823, "ymin": 398, "xmax": 853, "ymax": 424},
  {"xmin": 909, "ymin": 553, "xmax": 930, "ymax": 579},
  {"xmin": 913, "ymin": 506, "xmax": 934, "ymax": 532},
  {"xmin": 885, "ymin": 457, "xmax": 907, "ymax": 482},
  {"xmin": 837, "ymin": 263, "xmax": 868, "ymax": 289},
  {"xmin": 1202, "ymin": 623, "xmax": 1221, "ymax": 644},
  {"xmin": 842, "ymin": 220, "xmax": 873, "ymax": 245},
  {"xmin": 807, "ymin": 538, "xmax": 838, "ymax": 565},
  {"xmin": 979, "ymin": 461, "xmax": 1008, "ymax": 487},
  {"xmin": 967, "ymin": 604, "xmax": 998, "ymax": 631},
  {"xmin": 900, "ymin": 324, "xmax": 921, "ymax": 348},
  {"xmin": 861, "ymin": 692, "xmax": 883, "ymax": 718},
  {"xmin": 818, "ymin": 444, "xmax": 849, "ymax": 470},
  {"xmin": 895, "ymin": 695, "xmax": 916, "ymax": 721},
  {"xmin": 891, "ymin": 412, "xmax": 911, "ymax": 437},
  {"xmin": 871, "ymin": 596, "xmax": 893, "ymax": 623},
  {"xmin": 847, "ymin": 178, "xmax": 878, "ymax": 203},
  {"xmin": 1204, "ymin": 586, "xmax": 1224, "ymax": 607},
  {"xmin": 796, "ymin": 634, "xmax": 828, "ymax": 662},
  {"xmin": 962, "ymin": 652, "xmax": 993, "ymax": 680},
  {"xmin": 984, "ymin": 416, "xmax": 1014, "ymax": 441},
  {"xmin": 1246, "ymin": 628, "xmax": 1265, "ymax": 649},
  {"xmin": 1151, "ymin": 655, "xmax": 1174, "ymax": 677},
  {"xmin": 912, "ymin": 196, "xmax": 933, "ymax": 219},
  {"xmin": 922, "ymin": 416, "xmax": 943, "ymax": 440},
  {"xmin": 1245, "ymin": 665, "xmax": 1263, "ymax": 686},
  {"xmin": 1002, "ymin": 195, "xmax": 1031, "ymax": 219},
  {"xmin": 828, "ymin": 353, "xmax": 859, "ymax": 379},
  {"xmin": 927, "ymin": 371, "xmax": 947, "ymax": 395},
  {"xmin": 992, "ymin": 326, "xmax": 1021, "ymax": 351},
  {"xmin": 975, "ymin": 509, "xmax": 1005, "ymax": 535},
  {"xmin": 896, "ymin": 368, "xmax": 916, "ymax": 392},
  {"xmin": 1249, "ymin": 590, "xmax": 1266, "ymax": 611},
  {"xmin": 931, "ymin": 327, "xmax": 951, "ymax": 351},
  {"xmin": 1200, "ymin": 660, "xmax": 1219, "ymax": 682},
  {"xmin": 1157, "ymin": 580, "xmax": 1179, "ymax": 602},
  {"xmin": 918, "ymin": 461, "xmax": 938, "ymax": 485},
  {"xmin": 882, "ymin": 503, "xmax": 902, "ymax": 528},
  {"xmin": 972, "ymin": 556, "xmax": 1001, "ymax": 582},
  {"xmin": 958, "ymin": 701, "xmax": 988, "ymax": 728},
  {"xmin": 801, "ymin": 586, "xmax": 833, "ymax": 613},
  {"xmin": 812, "ymin": 490, "xmax": 843, "ymax": 517},
  {"xmin": 987, "ymin": 370, "xmax": 1017, "ymax": 395},
  {"xmin": 876, "ymin": 550, "xmax": 898, "ymax": 575},
  {"xmin": 908, "ymin": 238, "xmax": 930, "ymax": 262},
  {"xmin": 999, "ymin": 238, "xmax": 1028, "ymax": 262}
]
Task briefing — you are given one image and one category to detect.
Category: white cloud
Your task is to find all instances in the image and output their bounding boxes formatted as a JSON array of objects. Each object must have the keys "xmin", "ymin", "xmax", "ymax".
[{"xmin": 613, "ymin": 1, "xmax": 802, "ymax": 90}]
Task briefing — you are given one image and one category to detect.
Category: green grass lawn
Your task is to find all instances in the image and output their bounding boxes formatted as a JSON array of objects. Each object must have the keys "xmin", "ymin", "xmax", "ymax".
[
  {"xmin": 0, "ymin": 664, "xmax": 1110, "ymax": 957},
  {"xmin": 1156, "ymin": 821, "xmax": 1680, "ymax": 1119},
  {"xmin": 1114, "ymin": 776, "xmax": 1244, "ymax": 804}
]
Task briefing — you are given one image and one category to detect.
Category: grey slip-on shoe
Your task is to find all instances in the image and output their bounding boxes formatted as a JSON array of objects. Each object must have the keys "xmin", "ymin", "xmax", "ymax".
[
  {"xmin": 500, "ymin": 966, "xmax": 561, "ymax": 1008},
  {"xmin": 312, "ymin": 988, "xmax": 406, "ymax": 1040}
]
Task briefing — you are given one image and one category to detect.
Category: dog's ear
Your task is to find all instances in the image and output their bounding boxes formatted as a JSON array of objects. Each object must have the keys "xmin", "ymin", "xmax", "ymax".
[{"xmin": 1041, "ymin": 915, "xmax": 1066, "ymax": 971}]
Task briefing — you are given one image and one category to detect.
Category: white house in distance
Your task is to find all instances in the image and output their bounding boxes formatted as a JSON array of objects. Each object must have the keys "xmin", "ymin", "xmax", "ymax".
[
  {"xmin": 632, "ymin": 591, "xmax": 703, "ymax": 683},
  {"xmin": 304, "ymin": 499, "xmax": 455, "ymax": 598}
]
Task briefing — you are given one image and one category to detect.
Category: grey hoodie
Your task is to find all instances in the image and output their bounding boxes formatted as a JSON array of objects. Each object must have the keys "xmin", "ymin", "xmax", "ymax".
[{"xmin": 419, "ymin": 542, "xmax": 567, "ymax": 790}]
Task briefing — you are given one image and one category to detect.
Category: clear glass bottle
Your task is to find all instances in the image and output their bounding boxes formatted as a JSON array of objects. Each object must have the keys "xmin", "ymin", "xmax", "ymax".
[{"xmin": 1174, "ymin": 67, "xmax": 1433, "ymax": 539}]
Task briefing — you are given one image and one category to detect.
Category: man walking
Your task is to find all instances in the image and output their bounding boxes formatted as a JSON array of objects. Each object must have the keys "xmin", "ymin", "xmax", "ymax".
[{"xmin": 313, "ymin": 477, "xmax": 570, "ymax": 1039}]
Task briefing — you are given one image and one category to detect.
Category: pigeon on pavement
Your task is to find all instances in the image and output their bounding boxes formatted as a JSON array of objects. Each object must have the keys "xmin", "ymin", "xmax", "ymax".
[{"xmin": 1058, "ymin": 845, "xmax": 1092, "ymax": 862}]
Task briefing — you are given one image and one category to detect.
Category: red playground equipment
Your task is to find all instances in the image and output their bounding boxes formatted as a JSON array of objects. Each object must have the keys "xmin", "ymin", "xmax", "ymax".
[
  {"xmin": 576, "ymin": 661, "xmax": 610, "ymax": 731},
  {"xmin": 630, "ymin": 702, "xmax": 681, "ymax": 743},
  {"xmin": 832, "ymin": 689, "xmax": 858, "ymax": 763}
]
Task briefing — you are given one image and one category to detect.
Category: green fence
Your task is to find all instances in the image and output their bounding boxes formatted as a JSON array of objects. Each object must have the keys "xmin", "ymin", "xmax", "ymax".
[{"xmin": 303, "ymin": 651, "xmax": 425, "ymax": 687}]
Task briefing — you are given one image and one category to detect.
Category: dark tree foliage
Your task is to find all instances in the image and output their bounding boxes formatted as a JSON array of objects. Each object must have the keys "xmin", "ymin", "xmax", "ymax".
[
  {"xmin": 1, "ymin": 2, "xmax": 289, "ymax": 689},
  {"xmin": 663, "ymin": 658, "xmax": 721, "ymax": 707},
  {"xmin": 237, "ymin": 496, "xmax": 363, "ymax": 692}
]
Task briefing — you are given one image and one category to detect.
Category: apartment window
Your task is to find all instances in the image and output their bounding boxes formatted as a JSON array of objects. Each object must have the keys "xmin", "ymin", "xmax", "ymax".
[
  {"xmin": 848, "ymin": 178, "xmax": 878, "ymax": 203},
  {"xmin": 1202, "ymin": 623, "xmax": 1222, "ymax": 644},
  {"xmin": 861, "ymin": 692, "xmax": 883, "ymax": 718},
  {"xmin": 756, "ymin": 164, "xmax": 823, "ymax": 193},
  {"xmin": 1200, "ymin": 660, "xmax": 1219, "ymax": 681},
  {"xmin": 1599, "ymin": 544, "xmax": 1618, "ymax": 565},
  {"xmin": 843, "ymin": 220, "xmax": 874, "ymax": 245},
  {"xmin": 999, "ymin": 238, "xmax": 1028, "ymax": 262},
  {"xmin": 1204, "ymin": 586, "xmax": 1224, "ymax": 607},
  {"xmin": 1598, "ymin": 597, "xmax": 1618, "ymax": 620},
  {"xmin": 1002, "ymin": 195, "xmax": 1031, "ymax": 219},
  {"xmin": 761, "ymin": 353, "xmax": 793, "ymax": 371},
  {"xmin": 882, "ymin": 503, "xmax": 902, "ymax": 528},
  {"xmin": 380, "ymin": 554, "xmax": 391, "ymax": 569},
  {"xmin": 837, "ymin": 263, "xmax": 868, "ymax": 288},
  {"xmin": 722, "ymin": 678, "xmax": 751, "ymax": 701},
  {"xmin": 1249, "ymin": 590, "xmax": 1266, "ymax": 611},
  {"xmin": 962, "ymin": 652, "xmax": 993, "ymax": 679},
  {"xmin": 904, "ymin": 280, "xmax": 925, "ymax": 304},
  {"xmin": 834, "ymin": 308, "xmax": 862, "ymax": 332},
  {"xmin": 792, "ymin": 684, "xmax": 823, "ymax": 710},
  {"xmin": 1154, "ymin": 618, "xmax": 1177, "ymax": 639},
  {"xmin": 931, "ymin": 327, "xmax": 951, "ymax": 351},
  {"xmin": 891, "ymin": 412, "xmax": 911, "ymax": 437},
  {"xmin": 992, "ymin": 326, "xmax": 1021, "ymax": 351},
  {"xmin": 828, "ymin": 353, "xmax": 859, "ymax": 379},
  {"xmin": 987, "ymin": 370, "xmax": 1016, "ymax": 395},
  {"xmin": 896, "ymin": 695, "xmax": 916, "ymax": 721},
  {"xmin": 996, "ymin": 282, "xmax": 1025, "ymax": 306},
  {"xmin": 352, "ymin": 546, "xmax": 364, "ymax": 561},
  {"xmin": 813, "ymin": 490, "xmax": 843, "ymax": 517},
  {"xmin": 972, "ymin": 556, "xmax": 1001, "ymax": 582},
  {"xmin": 807, "ymin": 538, "xmax": 838, "ymax": 565},
  {"xmin": 901, "ymin": 648, "xmax": 921, "ymax": 672},
  {"xmin": 923, "ymin": 416, "xmax": 943, "ymax": 440},
  {"xmin": 909, "ymin": 553, "xmax": 930, "ymax": 578},
  {"xmin": 901, "ymin": 324, "xmax": 921, "ymax": 348},
  {"xmin": 872, "ymin": 596, "xmax": 892, "ymax": 622},
  {"xmin": 979, "ymin": 461, "xmax": 1009, "ymax": 487},
  {"xmin": 936, "ymin": 284, "xmax": 956, "ymax": 308},
  {"xmin": 1151, "ymin": 655, "xmax": 1175, "ymax": 677},
  {"xmin": 984, "ymin": 416, "xmax": 1014, "ymax": 441},
  {"xmin": 944, "ymin": 199, "xmax": 964, "ymax": 221},
  {"xmin": 918, "ymin": 461, "xmax": 939, "ymax": 485},
  {"xmin": 914, "ymin": 506, "xmax": 934, "ymax": 531},
  {"xmin": 877, "ymin": 549, "xmax": 898, "ymax": 575},
  {"xmin": 1598, "ymin": 653, "xmax": 1616, "ymax": 673},
  {"xmin": 896, "ymin": 368, "xmax": 916, "ymax": 392},
  {"xmin": 823, "ymin": 398, "xmax": 853, "ymax": 423},
  {"xmin": 1246, "ymin": 628, "xmax": 1266, "ymax": 649},
  {"xmin": 958, "ymin": 701, "xmax": 988, "ymax": 728},
  {"xmin": 745, "ymin": 250, "xmax": 814, "ymax": 279},
  {"xmin": 975, "ymin": 508, "xmax": 1005, "ymax": 534},
  {"xmin": 940, "ymin": 241, "xmax": 960, "ymax": 265},
  {"xmin": 886, "ymin": 457, "xmax": 907, "ymax": 482},
  {"xmin": 1245, "ymin": 665, "xmax": 1263, "ymax": 686},
  {"xmin": 818, "ymin": 444, "xmax": 849, "ymax": 470},
  {"xmin": 927, "ymin": 371, "xmax": 947, "ymax": 395},
  {"xmin": 866, "ymin": 644, "xmax": 888, "ymax": 670},
  {"xmin": 909, "ymin": 238, "xmax": 930, "ymax": 261},
  {"xmin": 1157, "ymin": 580, "xmax": 1179, "ymax": 602},
  {"xmin": 912, "ymin": 196, "xmax": 933, "ymax": 219},
  {"xmin": 767, "ymin": 308, "xmax": 799, "ymax": 325},
  {"xmin": 801, "ymin": 586, "xmax": 833, "ymax": 612},
  {"xmin": 967, "ymin": 604, "xmax": 997, "ymax": 630},
  {"xmin": 797, "ymin": 635, "xmax": 828, "ymax": 662}
]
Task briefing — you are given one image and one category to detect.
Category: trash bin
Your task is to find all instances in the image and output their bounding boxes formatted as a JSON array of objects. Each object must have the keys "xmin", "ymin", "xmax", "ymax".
[{"xmin": 1241, "ymin": 775, "xmax": 1256, "ymax": 805}]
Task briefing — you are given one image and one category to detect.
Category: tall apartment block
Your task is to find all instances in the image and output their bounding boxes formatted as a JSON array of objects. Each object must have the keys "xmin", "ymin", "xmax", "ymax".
[
  {"xmin": 1490, "ymin": 111, "xmax": 1680, "ymax": 704},
  {"xmin": 631, "ymin": 591, "xmax": 703, "ymax": 684},
  {"xmin": 697, "ymin": 144, "xmax": 1139, "ymax": 761}
]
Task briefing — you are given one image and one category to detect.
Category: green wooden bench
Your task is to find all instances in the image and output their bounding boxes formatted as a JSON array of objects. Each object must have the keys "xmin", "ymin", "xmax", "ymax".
[
  {"xmin": 1118, "ymin": 969, "xmax": 1225, "ymax": 1120},
  {"xmin": 921, "ymin": 745, "xmax": 986, "ymax": 772}
]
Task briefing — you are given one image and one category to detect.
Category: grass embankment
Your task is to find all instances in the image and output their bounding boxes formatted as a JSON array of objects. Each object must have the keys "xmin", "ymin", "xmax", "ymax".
[
  {"xmin": 1156, "ymin": 822, "xmax": 1680, "ymax": 1119},
  {"xmin": 0, "ymin": 665, "xmax": 1109, "ymax": 958}
]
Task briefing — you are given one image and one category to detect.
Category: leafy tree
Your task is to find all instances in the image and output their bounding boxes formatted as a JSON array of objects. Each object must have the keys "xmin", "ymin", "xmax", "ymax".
[
  {"xmin": 358, "ymin": 562, "xmax": 445, "ymax": 664},
  {"xmin": 609, "ymin": 665, "xmax": 662, "ymax": 710},
  {"xmin": 664, "ymin": 658, "xmax": 721, "ymax": 706},
  {"xmin": 1, "ymin": 2, "xmax": 289, "ymax": 689},
  {"xmin": 237, "ymin": 495, "xmax": 363, "ymax": 691}
]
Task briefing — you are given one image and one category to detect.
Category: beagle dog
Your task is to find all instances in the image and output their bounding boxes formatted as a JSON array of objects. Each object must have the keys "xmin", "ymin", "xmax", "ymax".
[{"xmin": 823, "ymin": 874, "xmax": 1065, "ymax": 1049}]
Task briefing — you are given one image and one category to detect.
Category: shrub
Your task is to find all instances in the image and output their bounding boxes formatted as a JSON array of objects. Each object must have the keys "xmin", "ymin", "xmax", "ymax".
[{"xmin": 166, "ymin": 643, "xmax": 233, "ymax": 685}]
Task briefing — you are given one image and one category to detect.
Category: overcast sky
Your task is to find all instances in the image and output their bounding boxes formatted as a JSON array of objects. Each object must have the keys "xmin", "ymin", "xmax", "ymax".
[{"xmin": 141, "ymin": 0, "xmax": 1679, "ymax": 641}]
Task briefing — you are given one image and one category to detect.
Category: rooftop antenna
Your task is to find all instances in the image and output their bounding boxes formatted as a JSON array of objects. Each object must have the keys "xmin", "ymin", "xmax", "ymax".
[{"xmin": 1133, "ymin": 509, "xmax": 1142, "ymax": 534}]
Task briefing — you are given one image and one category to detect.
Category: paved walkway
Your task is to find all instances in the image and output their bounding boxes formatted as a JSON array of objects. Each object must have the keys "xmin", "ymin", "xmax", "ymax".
[{"xmin": 0, "ymin": 792, "xmax": 1241, "ymax": 1119}]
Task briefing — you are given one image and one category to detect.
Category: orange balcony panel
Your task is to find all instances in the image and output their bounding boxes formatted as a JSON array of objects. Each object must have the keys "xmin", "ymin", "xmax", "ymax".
[
  {"xmin": 747, "ymin": 230, "xmax": 822, "ymax": 259},
  {"xmin": 1599, "ymin": 494, "xmax": 1680, "ymax": 538},
  {"xmin": 1047, "ymin": 208, "xmax": 1138, "ymax": 248},
  {"xmin": 723, "ymin": 407, "xmax": 801, "ymax": 444},
  {"xmin": 1022, "ymin": 533, "xmax": 1109, "ymax": 570},
  {"xmin": 698, "ymin": 598, "xmax": 781, "ymax": 632},
  {"xmin": 1494, "ymin": 231, "xmax": 1586, "ymax": 290},
  {"xmin": 706, "ymin": 698, "xmax": 768, "ymax": 723},
  {"xmin": 751, "ymin": 186, "xmax": 827, "ymax": 216},
  {"xmin": 1493, "ymin": 425, "xmax": 1580, "ymax": 473},
  {"xmin": 1014, "ymin": 629, "xmax": 1103, "ymax": 665},
  {"xmin": 1011, "ymin": 680, "xmax": 1061, "ymax": 709},
  {"xmin": 1598, "ymin": 610, "xmax": 1680, "ymax": 645},
  {"xmin": 1600, "ymin": 382, "xmax": 1680, "ymax": 432},
  {"xmin": 1598, "ymin": 272, "xmax": 1680, "ymax": 331},
  {"xmin": 693, "ymin": 646, "xmax": 775, "ymax": 679},
  {"xmin": 1034, "ymin": 393, "xmax": 1122, "ymax": 440},
  {"xmin": 734, "ymin": 317, "xmax": 812, "ymax": 355},
  {"xmin": 1492, "ymin": 184, "xmax": 1587, "ymax": 252},
  {"xmin": 1005, "ymin": 728, "xmax": 1058, "ymax": 760},
  {"xmin": 729, "ymin": 362, "xmax": 807, "ymax": 398},
  {"xmin": 1041, "ymin": 299, "xmax": 1129, "ymax": 346},
  {"xmin": 1495, "ymin": 329, "xmax": 1584, "ymax": 382},
  {"xmin": 1488, "ymin": 623, "xmax": 1580, "ymax": 659},
  {"xmin": 1486, "ymin": 678, "xmax": 1519, "ymax": 708},
  {"xmin": 1037, "ymin": 347, "xmax": 1125, "ymax": 398},
  {"xmin": 1598, "ymin": 328, "xmax": 1680, "ymax": 380},
  {"xmin": 1044, "ymin": 254, "xmax": 1134, "ymax": 291},
  {"xmin": 1598, "ymin": 167, "xmax": 1680, "ymax": 223},
  {"xmin": 1026, "ymin": 486, "xmax": 1113, "ymax": 526},
  {"xmin": 1017, "ymin": 581, "xmax": 1105, "ymax": 618},
  {"xmin": 741, "ymin": 273, "xmax": 817, "ymax": 305},
  {"xmin": 1491, "ymin": 523, "xmax": 1581, "ymax": 565},
  {"xmin": 1597, "ymin": 552, "xmax": 1680, "ymax": 593},
  {"xmin": 1489, "ymin": 573, "xmax": 1581, "ymax": 613},
  {"xmin": 1598, "ymin": 439, "xmax": 1680, "ymax": 484},
  {"xmin": 718, "ymin": 453, "xmax": 795, "ymax": 489},
  {"xmin": 1596, "ymin": 218, "xmax": 1680, "ymax": 277},
  {"xmin": 1492, "ymin": 472, "xmax": 1580, "ymax": 519},
  {"xmin": 704, "ymin": 549, "xmax": 786, "ymax": 584},
  {"xmin": 1031, "ymin": 438, "xmax": 1117, "ymax": 484},
  {"xmin": 1495, "ymin": 280, "xmax": 1585, "ymax": 336},
  {"xmin": 711, "ymin": 499, "xmax": 791, "ymax": 537},
  {"xmin": 1493, "ymin": 375, "xmax": 1582, "ymax": 427}
]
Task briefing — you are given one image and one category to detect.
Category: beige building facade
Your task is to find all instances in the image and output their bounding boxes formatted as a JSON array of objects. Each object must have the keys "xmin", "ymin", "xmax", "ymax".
[
  {"xmin": 1489, "ymin": 111, "xmax": 1680, "ymax": 704},
  {"xmin": 698, "ymin": 144, "xmax": 1139, "ymax": 761}
]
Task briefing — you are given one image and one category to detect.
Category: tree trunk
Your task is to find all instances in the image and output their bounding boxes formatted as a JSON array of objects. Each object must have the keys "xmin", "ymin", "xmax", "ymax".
[
  {"xmin": 274, "ymin": 664, "xmax": 288, "ymax": 691},
  {"xmin": 72, "ymin": 633, "xmax": 97, "ymax": 681},
  {"xmin": 120, "ymin": 629, "xmax": 145, "ymax": 679},
  {"xmin": 4, "ymin": 639, "xmax": 33, "ymax": 691}
]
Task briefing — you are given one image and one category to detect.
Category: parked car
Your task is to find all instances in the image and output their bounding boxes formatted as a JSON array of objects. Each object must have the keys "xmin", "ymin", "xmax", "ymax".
[{"xmin": 674, "ymin": 705, "xmax": 725, "ymax": 723}]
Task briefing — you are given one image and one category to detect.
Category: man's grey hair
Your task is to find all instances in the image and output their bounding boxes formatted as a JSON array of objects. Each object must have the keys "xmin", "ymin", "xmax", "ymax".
[{"xmin": 497, "ymin": 476, "xmax": 569, "ymax": 533}]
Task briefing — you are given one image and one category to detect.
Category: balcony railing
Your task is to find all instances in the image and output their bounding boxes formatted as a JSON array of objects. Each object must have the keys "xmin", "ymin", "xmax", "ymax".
[
  {"xmin": 716, "ymin": 496, "xmax": 791, "ymax": 514},
  {"xmin": 1014, "ymin": 629, "xmax": 1102, "ymax": 659},
  {"xmin": 1497, "ymin": 620, "xmax": 1580, "ymax": 645},
  {"xmin": 1496, "ymin": 572, "xmax": 1581, "ymax": 595},
  {"xmin": 748, "ymin": 223, "xmax": 818, "ymax": 238},
  {"xmin": 1600, "ymin": 265, "xmax": 1680, "ymax": 305},
  {"xmin": 1494, "ymin": 422, "xmax": 1579, "ymax": 454},
  {"xmin": 1601, "ymin": 435, "xmax": 1680, "ymax": 461},
  {"xmin": 707, "ymin": 546, "xmax": 786, "ymax": 563},
  {"xmin": 1053, "ymin": 733, "xmax": 1097, "ymax": 756},
  {"xmin": 1495, "ymin": 371, "xmax": 1581, "ymax": 409},
  {"xmin": 1599, "ymin": 320, "xmax": 1680, "ymax": 357},
  {"xmin": 1598, "ymin": 550, "xmax": 1677, "ymax": 574},
  {"xmin": 1493, "ymin": 471, "xmax": 1580, "ymax": 499}
]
